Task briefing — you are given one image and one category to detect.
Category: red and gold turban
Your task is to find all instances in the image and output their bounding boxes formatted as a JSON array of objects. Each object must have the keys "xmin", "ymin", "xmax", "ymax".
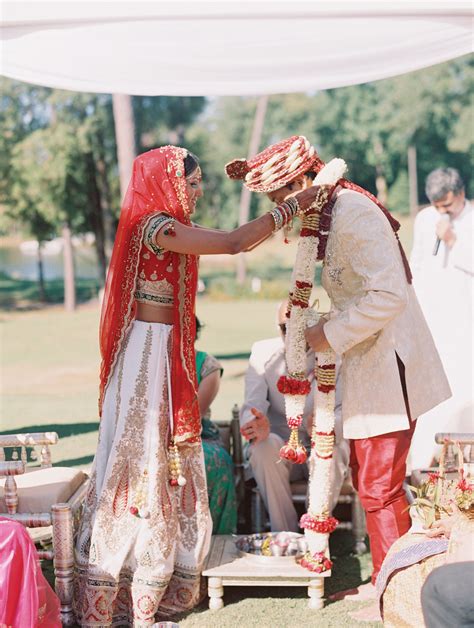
[
  {"xmin": 225, "ymin": 135, "xmax": 324, "ymax": 193},
  {"xmin": 226, "ymin": 135, "xmax": 413, "ymax": 284}
]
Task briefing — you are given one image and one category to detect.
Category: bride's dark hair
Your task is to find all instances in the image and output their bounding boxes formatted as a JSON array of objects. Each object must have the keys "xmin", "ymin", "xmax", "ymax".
[{"xmin": 184, "ymin": 151, "xmax": 200, "ymax": 177}]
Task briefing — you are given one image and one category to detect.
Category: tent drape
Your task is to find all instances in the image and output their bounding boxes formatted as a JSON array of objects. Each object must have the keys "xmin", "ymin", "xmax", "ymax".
[{"xmin": 0, "ymin": 1, "xmax": 472, "ymax": 95}]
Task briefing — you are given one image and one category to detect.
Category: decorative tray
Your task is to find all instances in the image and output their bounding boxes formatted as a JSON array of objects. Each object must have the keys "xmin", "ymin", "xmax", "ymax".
[{"xmin": 233, "ymin": 532, "xmax": 308, "ymax": 562}]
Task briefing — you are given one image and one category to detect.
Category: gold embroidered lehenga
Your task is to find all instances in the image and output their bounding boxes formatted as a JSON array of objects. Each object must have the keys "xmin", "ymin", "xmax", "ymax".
[
  {"xmin": 74, "ymin": 147, "xmax": 212, "ymax": 627},
  {"xmin": 74, "ymin": 322, "xmax": 211, "ymax": 626}
]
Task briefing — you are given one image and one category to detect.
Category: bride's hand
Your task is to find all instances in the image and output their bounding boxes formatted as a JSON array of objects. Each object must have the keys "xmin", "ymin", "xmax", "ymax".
[{"xmin": 294, "ymin": 185, "xmax": 332, "ymax": 213}]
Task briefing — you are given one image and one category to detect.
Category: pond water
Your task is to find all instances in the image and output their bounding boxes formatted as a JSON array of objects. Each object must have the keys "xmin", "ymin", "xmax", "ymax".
[{"xmin": 0, "ymin": 242, "xmax": 100, "ymax": 281}]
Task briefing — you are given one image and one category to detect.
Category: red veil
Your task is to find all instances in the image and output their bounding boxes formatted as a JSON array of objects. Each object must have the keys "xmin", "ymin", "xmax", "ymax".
[{"xmin": 99, "ymin": 146, "xmax": 201, "ymax": 444}]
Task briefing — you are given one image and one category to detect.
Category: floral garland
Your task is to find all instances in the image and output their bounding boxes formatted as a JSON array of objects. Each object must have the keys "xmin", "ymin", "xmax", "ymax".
[
  {"xmin": 277, "ymin": 158, "xmax": 347, "ymax": 573},
  {"xmin": 299, "ymin": 551, "xmax": 333, "ymax": 574},
  {"xmin": 300, "ymin": 345, "xmax": 338, "ymax": 572}
]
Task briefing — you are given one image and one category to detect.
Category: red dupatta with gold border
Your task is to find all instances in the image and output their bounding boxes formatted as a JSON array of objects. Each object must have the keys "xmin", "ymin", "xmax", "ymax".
[{"xmin": 99, "ymin": 146, "xmax": 200, "ymax": 444}]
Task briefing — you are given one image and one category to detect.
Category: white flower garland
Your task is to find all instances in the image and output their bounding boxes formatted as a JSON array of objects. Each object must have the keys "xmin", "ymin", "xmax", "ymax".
[{"xmin": 278, "ymin": 158, "xmax": 347, "ymax": 573}]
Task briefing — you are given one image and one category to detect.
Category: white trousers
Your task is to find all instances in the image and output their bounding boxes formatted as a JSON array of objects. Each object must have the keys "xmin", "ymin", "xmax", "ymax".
[{"xmin": 249, "ymin": 433, "xmax": 350, "ymax": 532}]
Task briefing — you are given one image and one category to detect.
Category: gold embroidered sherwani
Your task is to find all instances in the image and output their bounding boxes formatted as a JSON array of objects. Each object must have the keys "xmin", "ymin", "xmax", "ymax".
[{"xmin": 322, "ymin": 190, "xmax": 451, "ymax": 440}]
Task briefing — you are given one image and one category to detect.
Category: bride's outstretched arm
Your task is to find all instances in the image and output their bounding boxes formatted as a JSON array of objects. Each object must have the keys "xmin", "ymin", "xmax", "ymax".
[
  {"xmin": 159, "ymin": 212, "xmax": 275, "ymax": 256},
  {"xmin": 154, "ymin": 186, "xmax": 322, "ymax": 256}
]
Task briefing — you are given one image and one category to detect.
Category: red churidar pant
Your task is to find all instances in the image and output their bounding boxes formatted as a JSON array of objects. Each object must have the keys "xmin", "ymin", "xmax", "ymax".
[{"xmin": 349, "ymin": 354, "xmax": 415, "ymax": 584}]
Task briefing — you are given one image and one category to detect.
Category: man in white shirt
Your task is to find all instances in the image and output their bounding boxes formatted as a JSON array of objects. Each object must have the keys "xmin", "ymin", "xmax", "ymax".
[
  {"xmin": 240, "ymin": 302, "xmax": 349, "ymax": 532},
  {"xmin": 410, "ymin": 168, "xmax": 474, "ymax": 469}
]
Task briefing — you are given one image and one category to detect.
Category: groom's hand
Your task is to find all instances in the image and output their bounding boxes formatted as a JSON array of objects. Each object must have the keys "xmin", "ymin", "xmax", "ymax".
[
  {"xmin": 294, "ymin": 185, "xmax": 331, "ymax": 213},
  {"xmin": 305, "ymin": 320, "xmax": 331, "ymax": 352}
]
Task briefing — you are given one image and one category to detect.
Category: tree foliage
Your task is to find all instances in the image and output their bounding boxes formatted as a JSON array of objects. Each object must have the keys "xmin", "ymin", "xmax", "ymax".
[
  {"xmin": 0, "ymin": 79, "xmax": 51, "ymax": 210},
  {"xmin": 1, "ymin": 54, "xmax": 472, "ymax": 270}
]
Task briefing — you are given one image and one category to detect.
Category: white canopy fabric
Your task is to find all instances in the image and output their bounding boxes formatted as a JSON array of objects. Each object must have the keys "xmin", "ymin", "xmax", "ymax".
[{"xmin": 1, "ymin": 1, "xmax": 472, "ymax": 96}]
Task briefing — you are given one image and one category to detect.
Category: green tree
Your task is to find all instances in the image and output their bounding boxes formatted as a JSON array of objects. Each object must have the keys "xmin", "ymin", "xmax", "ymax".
[
  {"xmin": 133, "ymin": 96, "xmax": 206, "ymax": 151},
  {"xmin": 385, "ymin": 55, "xmax": 473, "ymax": 207},
  {"xmin": 186, "ymin": 97, "xmax": 265, "ymax": 230},
  {"xmin": 0, "ymin": 78, "xmax": 51, "ymax": 212},
  {"xmin": 2, "ymin": 56, "xmax": 472, "ymax": 307},
  {"xmin": 309, "ymin": 55, "xmax": 473, "ymax": 213},
  {"xmin": 10, "ymin": 123, "xmax": 93, "ymax": 309},
  {"xmin": 51, "ymin": 91, "xmax": 120, "ymax": 279}
]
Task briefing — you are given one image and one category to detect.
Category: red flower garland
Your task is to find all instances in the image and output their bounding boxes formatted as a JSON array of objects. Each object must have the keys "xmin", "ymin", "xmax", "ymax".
[
  {"xmin": 316, "ymin": 363, "xmax": 336, "ymax": 393},
  {"xmin": 295, "ymin": 280, "xmax": 312, "ymax": 289},
  {"xmin": 299, "ymin": 551, "xmax": 333, "ymax": 573},
  {"xmin": 292, "ymin": 299, "xmax": 309, "ymax": 308},
  {"xmin": 318, "ymin": 384, "xmax": 335, "ymax": 394},
  {"xmin": 277, "ymin": 375, "xmax": 311, "ymax": 396},
  {"xmin": 300, "ymin": 227, "xmax": 318, "ymax": 237},
  {"xmin": 316, "ymin": 196, "xmax": 337, "ymax": 260},
  {"xmin": 280, "ymin": 443, "xmax": 308, "ymax": 464},
  {"xmin": 311, "ymin": 430, "xmax": 335, "ymax": 459},
  {"xmin": 300, "ymin": 513, "xmax": 339, "ymax": 534},
  {"xmin": 315, "ymin": 452, "xmax": 333, "ymax": 460},
  {"xmin": 287, "ymin": 416, "xmax": 303, "ymax": 429}
]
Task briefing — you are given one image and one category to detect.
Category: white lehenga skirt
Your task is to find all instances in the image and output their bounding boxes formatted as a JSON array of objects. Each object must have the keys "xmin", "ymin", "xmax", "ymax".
[{"xmin": 74, "ymin": 321, "xmax": 212, "ymax": 627}]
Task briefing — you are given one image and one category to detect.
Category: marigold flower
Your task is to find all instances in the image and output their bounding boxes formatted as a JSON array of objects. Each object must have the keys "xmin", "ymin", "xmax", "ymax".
[{"xmin": 427, "ymin": 472, "xmax": 441, "ymax": 484}]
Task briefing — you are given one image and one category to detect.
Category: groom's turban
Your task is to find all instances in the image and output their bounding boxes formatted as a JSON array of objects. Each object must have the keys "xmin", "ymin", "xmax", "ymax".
[{"xmin": 225, "ymin": 135, "xmax": 324, "ymax": 193}]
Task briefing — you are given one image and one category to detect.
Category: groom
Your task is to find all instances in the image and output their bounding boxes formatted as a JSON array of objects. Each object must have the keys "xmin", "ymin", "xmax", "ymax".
[{"xmin": 226, "ymin": 136, "xmax": 451, "ymax": 600}]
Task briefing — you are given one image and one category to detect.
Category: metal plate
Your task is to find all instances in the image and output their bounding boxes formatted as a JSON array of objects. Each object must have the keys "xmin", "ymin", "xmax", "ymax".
[{"xmin": 233, "ymin": 531, "xmax": 308, "ymax": 562}]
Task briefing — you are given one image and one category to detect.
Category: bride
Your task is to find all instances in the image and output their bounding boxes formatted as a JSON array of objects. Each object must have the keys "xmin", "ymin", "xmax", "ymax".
[{"xmin": 74, "ymin": 145, "xmax": 323, "ymax": 626}]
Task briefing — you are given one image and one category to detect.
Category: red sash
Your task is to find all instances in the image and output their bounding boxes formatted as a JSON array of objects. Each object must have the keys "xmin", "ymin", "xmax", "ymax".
[{"xmin": 99, "ymin": 146, "xmax": 200, "ymax": 444}]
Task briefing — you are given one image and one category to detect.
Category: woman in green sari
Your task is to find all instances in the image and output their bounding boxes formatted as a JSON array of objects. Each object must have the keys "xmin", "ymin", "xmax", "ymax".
[{"xmin": 195, "ymin": 319, "xmax": 237, "ymax": 534}]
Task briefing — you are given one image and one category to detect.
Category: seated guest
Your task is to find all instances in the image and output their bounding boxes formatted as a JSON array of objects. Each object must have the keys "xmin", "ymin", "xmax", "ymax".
[
  {"xmin": 240, "ymin": 302, "xmax": 349, "ymax": 532},
  {"xmin": 0, "ymin": 517, "xmax": 61, "ymax": 627},
  {"xmin": 421, "ymin": 562, "xmax": 474, "ymax": 627},
  {"xmin": 376, "ymin": 511, "xmax": 474, "ymax": 627},
  {"xmin": 195, "ymin": 318, "xmax": 237, "ymax": 534}
]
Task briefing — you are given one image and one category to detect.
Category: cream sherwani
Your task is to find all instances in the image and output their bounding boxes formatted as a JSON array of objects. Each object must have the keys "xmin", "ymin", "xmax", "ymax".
[{"xmin": 323, "ymin": 189, "xmax": 451, "ymax": 440}]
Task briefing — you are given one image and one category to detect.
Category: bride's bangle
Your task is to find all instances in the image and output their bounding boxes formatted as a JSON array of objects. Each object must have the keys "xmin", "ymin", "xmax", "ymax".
[
  {"xmin": 284, "ymin": 196, "xmax": 300, "ymax": 216},
  {"xmin": 268, "ymin": 198, "xmax": 300, "ymax": 232},
  {"xmin": 269, "ymin": 206, "xmax": 284, "ymax": 232}
]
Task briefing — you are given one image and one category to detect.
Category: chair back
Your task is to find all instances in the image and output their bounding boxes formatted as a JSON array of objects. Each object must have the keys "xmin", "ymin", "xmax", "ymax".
[
  {"xmin": 435, "ymin": 432, "xmax": 474, "ymax": 473},
  {"xmin": 0, "ymin": 432, "xmax": 58, "ymax": 468},
  {"xmin": 215, "ymin": 404, "xmax": 245, "ymax": 501},
  {"xmin": 215, "ymin": 424, "xmax": 231, "ymax": 452}
]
